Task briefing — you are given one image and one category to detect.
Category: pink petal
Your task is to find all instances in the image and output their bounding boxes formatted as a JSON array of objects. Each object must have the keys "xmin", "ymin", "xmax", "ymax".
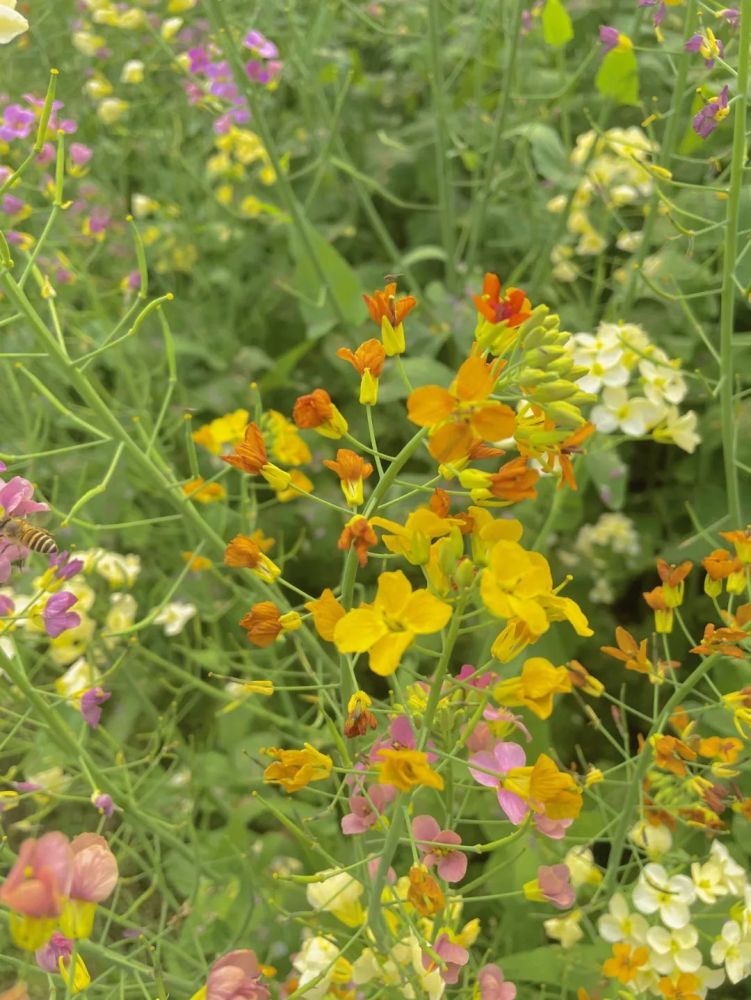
[{"xmin": 498, "ymin": 789, "xmax": 529, "ymax": 825}]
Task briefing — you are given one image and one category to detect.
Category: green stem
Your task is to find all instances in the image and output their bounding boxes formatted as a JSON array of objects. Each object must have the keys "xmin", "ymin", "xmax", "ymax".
[
  {"xmin": 427, "ymin": 0, "xmax": 456, "ymax": 284},
  {"xmin": 718, "ymin": 2, "xmax": 750, "ymax": 527}
]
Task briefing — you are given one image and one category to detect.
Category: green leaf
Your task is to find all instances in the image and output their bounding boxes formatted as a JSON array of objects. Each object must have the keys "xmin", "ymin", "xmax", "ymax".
[
  {"xmin": 524, "ymin": 123, "xmax": 575, "ymax": 189},
  {"xmin": 289, "ymin": 221, "xmax": 366, "ymax": 327},
  {"xmin": 542, "ymin": 0, "xmax": 574, "ymax": 47},
  {"xmin": 595, "ymin": 47, "xmax": 640, "ymax": 106},
  {"xmin": 401, "ymin": 244, "xmax": 447, "ymax": 267},
  {"xmin": 501, "ymin": 944, "xmax": 608, "ymax": 986},
  {"xmin": 585, "ymin": 447, "xmax": 628, "ymax": 510}
]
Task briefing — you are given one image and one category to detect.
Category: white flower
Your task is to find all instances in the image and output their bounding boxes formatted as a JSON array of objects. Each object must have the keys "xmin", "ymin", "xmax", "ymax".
[
  {"xmin": 652, "ymin": 406, "xmax": 701, "ymax": 454},
  {"xmin": 97, "ymin": 98, "xmax": 129, "ymax": 124},
  {"xmin": 0, "ymin": 0, "xmax": 28, "ymax": 44},
  {"xmin": 544, "ymin": 909, "xmax": 584, "ymax": 948},
  {"xmin": 72, "ymin": 30, "xmax": 106, "ymax": 56},
  {"xmin": 307, "ymin": 871, "xmax": 364, "ymax": 927},
  {"xmin": 291, "ymin": 936, "xmax": 340, "ymax": 1000},
  {"xmin": 55, "ymin": 656, "xmax": 100, "ymax": 703},
  {"xmin": 92, "ymin": 551, "xmax": 141, "ymax": 588},
  {"xmin": 591, "ymin": 387, "xmax": 663, "ymax": 436},
  {"xmin": 710, "ymin": 920, "xmax": 751, "ymax": 984},
  {"xmin": 154, "ymin": 601, "xmax": 196, "ymax": 636},
  {"xmin": 629, "ymin": 821, "xmax": 672, "ymax": 859},
  {"xmin": 646, "ymin": 923, "xmax": 702, "ymax": 975},
  {"xmin": 639, "ymin": 355, "xmax": 687, "ymax": 406},
  {"xmin": 105, "ymin": 592, "xmax": 137, "ymax": 639},
  {"xmin": 617, "ymin": 230, "xmax": 642, "ymax": 253},
  {"xmin": 121, "ymin": 59, "xmax": 145, "ymax": 84},
  {"xmin": 710, "ymin": 841, "xmax": 747, "ymax": 896},
  {"xmin": 632, "ymin": 863, "xmax": 696, "ymax": 929},
  {"xmin": 564, "ymin": 846, "xmax": 601, "ymax": 887},
  {"xmin": 598, "ymin": 892, "xmax": 649, "ymax": 945},
  {"xmin": 695, "ymin": 964, "xmax": 725, "ymax": 996},
  {"xmin": 570, "ymin": 330, "xmax": 628, "ymax": 394}
]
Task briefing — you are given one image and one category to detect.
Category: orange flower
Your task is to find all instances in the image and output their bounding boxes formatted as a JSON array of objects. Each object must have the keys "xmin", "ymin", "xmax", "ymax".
[
  {"xmin": 720, "ymin": 527, "xmax": 751, "ymax": 563},
  {"xmin": 658, "ymin": 972, "xmax": 702, "ymax": 1000},
  {"xmin": 292, "ymin": 389, "xmax": 348, "ymax": 439},
  {"xmin": 263, "ymin": 743, "xmax": 333, "ymax": 793},
  {"xmin": 181, "ymin": 476, "xmax": 227, "ymax": 504},
  {"xmin": 643, "ymin": 587, "xmax": 673, "ymax": 634},
  {"xmin": 407, "ymin": 865, "xmax": 445, "ymax": 917},
  {"xmin": 338, "ymin": 516, "xmax": 377, "ymax": 567},
  {"xmin": 304, "ymin": 589, "xmax": 345, "ymax": 642},
  {"xmin": 363, "ymin": 281, "xmax": 416, "ymax": 356},
  {"xmin": 691, "ymin": 622, "xmax": 748, "ymax": 659},
  {"xmin": 567, "ymin": 660, "xmax": 604, "ymax": 697},
  {"xmin": 222, "ymin": 422, "xmax": 268, "ymax": 474},
  {"xmin": 239, "ymin": 602, "xmax": 301, "ymax": 647},
  {"xmin": 323, "ymin": 449, "xmax": 374, "ymax": 506},
  {"xmin": 698, "ymin": 735, "xmax": 743, "ymax": 763},
  {"xmin": 337, "ymin": 339, "xmax": 386, "ymax": 405},
  {"xmin": 343, "ymin": 690, "xmax": 377, "ymax": 738},
  {"xmin": 181, "ymin": 551, "xmax": 213, "ymax": 571},
  {"xmin": 377, "ymin": 748, "xmax": 444, "ymax": 792},
  {"xmin": 459, "ymin": 456, "xmax": 539, "ymax": 505},
  {"xmin": 601, "ymin": 626, "xmax": 652, "ymax": 675},
  {"xmin": 602, "ymin": 943, "xmax": 649, "ymax": 985},
  {"xmin": 548, "ymin": 422, "xmax": 595, "ymax": 491},
  {"xmin": 407, "ymin": 355, "xmax": 516, "ymax": 464},
  {"xmin": 224, "ymin": 534, "xmax": 280, "ymax": 582},
  {"xmin": 651, "ymin": 734, "xmax": 697, "ymax": 777},
  {"xmin": 472, "ymin": 272, "xmax": 532, "ymax": 329},
  {"xmin": 656, "ymin": 558, "xmax": 692, "ymax": 607},
  {"xmin": 702, "ymin": 547, "xmax": 744, "ymax": 596}
]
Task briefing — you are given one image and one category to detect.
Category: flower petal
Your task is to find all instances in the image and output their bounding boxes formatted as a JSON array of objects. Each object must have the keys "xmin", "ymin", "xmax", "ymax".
[
  {"xmin": 407, "ymin": 386, "xmax": 455, "ymax": 427},
  {"xmin": 403, "ymin": 589, "xmax": 452, "ymax": 634},
  {"xmin": 368, "ymin": 631, "xmax": 414, "ymax": 676},
  {"xmin": 333, "ymin": 609, "xmax": 387, "ymax": 653}
]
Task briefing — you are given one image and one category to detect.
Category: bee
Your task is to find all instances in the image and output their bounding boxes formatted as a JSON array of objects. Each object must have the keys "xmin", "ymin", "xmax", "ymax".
[{"xmin": 0, "ymin": 516, "xmax": 58, "ymax": 555}]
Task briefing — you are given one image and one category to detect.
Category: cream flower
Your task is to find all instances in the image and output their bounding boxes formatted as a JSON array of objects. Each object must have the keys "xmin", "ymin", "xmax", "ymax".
[
  {"xmin": 598, "ymin": 892, "xmax": 648, "ymax": 945},
  {"xmin": 291, "ymin": 936, "xmax": 340, "ymax": 1000},
  {"xmin": 544, "ymin": 909, "xmax": 584, "ymax": 948},
  {"xmin": 570, "ymin": 329, "xmax": 628, "ymax": 394},
  {"xmin": 154, "ymin": 601, "xmax": 196, "ymax": 636},
  {"xmin": 639, "ymin": 353, "xmax": 687, "ymax": 406},
  {"xmin": 652, "ymin": 406, "xmax": 701, "ymax": 454},
  {"xmin": 306, "ymin": 871, "xmax": 364, "ymax": 928},
  {"xmin": 632, "ymin": 863, "xmax": 695, "ymax": 929},
  {"xmin": 0, "ymin": 0, "xmax": 29, "ymax": 44},
  {"xmin": 646, "ymin": 923, "xmax": 702, "ymax": 975},
  {"xmin": 591, "ymin": 387, "xmax": 663, "ymax": 436},
  {"xmin": 710, "ymin": 920, "xmax": 751, "ymax": 984},
  {"xmin": 629, "ymin": 820, "xmax": 672, "ymax": 859}
]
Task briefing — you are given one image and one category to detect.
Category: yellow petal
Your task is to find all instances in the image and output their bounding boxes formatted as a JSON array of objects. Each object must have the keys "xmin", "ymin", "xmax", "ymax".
[
  {"xmin": 334, "ymin": 608, "xmax": 387, "ymax": 653},
  {"xmin": 369, "ymin": 631, "xmax": 414, "ymax": 676},
  {"xmin": 403, "ymin": 589, "xmax": 452, "ymax": 634},
  {"xmin": 374, "ymin": 570, "xmax": 413, "ymax": 616}
]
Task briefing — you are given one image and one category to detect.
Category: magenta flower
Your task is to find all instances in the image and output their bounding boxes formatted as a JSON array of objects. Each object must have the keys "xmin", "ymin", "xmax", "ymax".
[
  {"xmin": 92, "ymin": 793, "xmax": 115, "ymax": 817},
  {"xmin": 477, "ymin": 963, "xmax": 517, "ymax": 1000},
  {"xmin": 244, "ymin": 30, "xmax": 278, "ymax": 59},
  {"xmin": 693, "ymin": 85, "xmax": 730, "ymax": 138},
  {"xmin": 341, "ymin": 784, "xmax": 395, "ymax": 835},
  {"xmin": 206, "ymin": 949, "xmax": 270, "ymax": 1000},
  {"xmin": 1, "ymin": 194, "xmax": 25, "ymax": 216},
  {"xmin": 0, "ymin": 832, "xmax": 73, "ymax": 918},
  {"xmin": 412, "ymin": 815, "xmax": 468, "ymax": 883},
  {"xmin": 456, "ymin": 663, "xmax": 496, "ymax": 688},
  {"xmin": 718, "ymin": 8, "xmax": 740, "ymax": 27},
  {"xmin": 69, "ymin": 833, "xmax": 118, "ymax": 904},
  {"xmin": 422, "ymin": 933, "xmax": 469, "ymax": 985},
  {"xmin": 469, "ymin": 742, "xmax": 529, "ymax": 825},
  {"xmin": 43, "ymin": 592, "xmax": 80, "ymax": 638},
  {"xmin": 0, "ymin": 104, "xmax": 35, "ymax": 141},
  {"xmin": 35, "ymin": 931, "xmax": 72, "ymax": 972},
  {"xmin": 599, "ymin": 25, "xmax": 620, "ymax": 54},
  {"xmin": 80, "ymin": 688, "xmax": 111, "ymax": 729},
  {"xmin": 538, "ymin": 864, "xmax": 575, "ymax": 909}
]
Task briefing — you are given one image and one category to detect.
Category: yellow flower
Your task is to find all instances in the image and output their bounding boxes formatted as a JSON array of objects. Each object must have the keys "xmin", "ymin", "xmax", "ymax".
[
  {"xmin": 275, "ymin": 469, "xmax": 313, "ymax": 503},
  {"xmin": 307, "ymin": 871, "xmax": 365, "ymax": 928},
  {"xmin": 267, "ymin": 409, "xmax": 312, "ymax": 466},
  {"xmin": 182, "ymin": 551, "xmax": 213, "ymax": 572},
  {"xmin": 192, "ymin": 409, "xmax": 250, "ymax": 454},
  {"xmin": 263, "ymin": 743, "xmax": 333, "ymax": 792},
  {"xmin": 376, "ymin": 748, "xmax": 444, "ymax": 791},
  {"xmin": 181, "ymin": 477, "xmax": 227, "ymax": 504},
  {"xmin": 493, "ymin": 657, "xmax": 573, "ymax": 720},
  {"xmin": 305, "ymin": 588, "xmax": 345, "ymax": 642},
  {"xmin": 333, "ymin": 570, "xmax": 451, "ymax": 676},
  {"xmin": 371, "ymin": 507, "xmax": 456, "ymax": 566}
]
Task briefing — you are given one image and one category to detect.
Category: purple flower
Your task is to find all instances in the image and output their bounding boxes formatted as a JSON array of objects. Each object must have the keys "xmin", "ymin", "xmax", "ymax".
[
  {"xmin": 639, "ymin": 0, "xmax": 665, "ymax": 27},
  {"xmin": 0, "ymin": 103, "xmax": 35, "ymax": 142},
  {"xmin": 684, "ymin": 31, "xmax": 724, "ymax": 68},
  {"xmin": 693, "ymin": 85, "xmax": 730, "ymax": 138},
  {"xmin": 1, "ymin": 194, "xmax": 25, "ymax": 216},
  {"xmin": 412, "ymin": 814, "xmax": 468, "ymax": 883},
  {"xmin": 599, "ymin": 25, "xmax": 621, "ymax": 54},
  {"xmin": 93, "ymin": 792, "xmax": 115, "ymax": 817},
  {"xmin": 43, "ymin": 592, "xmax": 80, "ymax": 638},
  {"xmin": 87, "ymin": 207, "xmax": 111, "ymax": 235},
  {"xmin": 244, "ymin": 30, "xmax": 278, "ymax": 59},
  {"xmin": 80, "ymin": 687, "xmax": 111, "ymax": 728},
  {"xmin": 187, "ymin": 46, "xmax": 211, "ymax": 74},
  {"xmin": 341, "ymin": 784, "xmax": 395, "ymax": 834},
  {"xmin": 422, "ymin": 934, "xmax": 469, "ymax": 985},
  {"xmin": 11, "ymin": 780, "xmax": 42, "ymax": 792},
  {"xmin": 718, "ymin": 8, "xmax": 740, "ymax": 27},
  {"xmin": 49, "ymin": 551, "xmax": 84, "ymax": 582},
  {"xmin": 478, "ymin": 964, "xmax": 517, "ymax": 1000},
  {"xmin": 36, "ymin": 931, "xmax": 72, "ymax": 972},
  {"xmin": 538, "ymin": 864, "xmax": 575, "ymax": 909},
  {"xmin": 469, "ymin": 742, "xmax": 529, "ymax": 824}
]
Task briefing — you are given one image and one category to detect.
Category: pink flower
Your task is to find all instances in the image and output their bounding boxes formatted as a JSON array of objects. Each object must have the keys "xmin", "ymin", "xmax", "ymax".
[
  {"xmin": 422, "ymin": 933, "xmax": 468, "ymax": 985},
  {"xmin": 92, "ymin": 793, "xmax": 115, "ymax": 817},
  {"xmin": 0, "ymin": 475, "xmax": 49, "ymax": 517},
  {"xmin": 477, "ymin": 963, "xmax": 517, "ymax": 1000},
  {"xmin": 469, "ymin": 742, "xmax": 529, "ymax": 824},
  {"xmin": 599, "ymin": 25, "xmax": 620, "ymax": 54},
  {"xmin": 0, "ymin": 832, "xmax": 73, "ymax": 917},
  {"xmin": 35, "ymin": 930, "xmax": 72, "ymax": 972},
  {"xmin": 70, "ymin": 833, "xmax": 118, "ymax": 903},
  {"xmin": 341, "ymin": 784, "xmax": 395, "ymax": 835},
  {"xmin": 538, "ymin": 864, "xmax": 574, "ymax": 909},
  {"xmin": 456, "ymin": 663, "xmax": 496, "ymax": 688},
  {"xmin": 533, "ymin": 815, "xmax": 573, "ymax": 840},
  {"xmin": 80, "ymin": 688, "xmax": 110, "ymax": 729},
  {"xmin": 0, "ymin": 594, "xmax": 14, "ymax": 616},
  {"xmin": 69, "ymin": 143, "xmax": 92, "ymax": 167},
  {"xmin": 206, "ymin": 949, "xmax": 270, "ymax": 1000},
  {"xmin": 43, "ymin": 592, "xmax": 80, "ymax": 638},
  {"xmin": 366, "ymin": 856, "xmax": 396, "ymax": 883},
  {"xmin": 411, "ymin": 815, "xmax": 467, "ymax": 883}
]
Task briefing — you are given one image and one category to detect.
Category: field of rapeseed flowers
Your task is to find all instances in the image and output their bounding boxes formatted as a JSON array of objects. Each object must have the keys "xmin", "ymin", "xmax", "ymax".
[{"xmin": 1, "ymin": 0, "xmax": 751, "ymax": 997}]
